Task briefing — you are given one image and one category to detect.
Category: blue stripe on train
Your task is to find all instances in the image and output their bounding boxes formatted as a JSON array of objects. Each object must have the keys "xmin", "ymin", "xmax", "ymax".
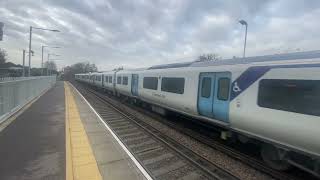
[{"xmin": 230, "ymin": 63, "xmax": 320, "ymax": 101}]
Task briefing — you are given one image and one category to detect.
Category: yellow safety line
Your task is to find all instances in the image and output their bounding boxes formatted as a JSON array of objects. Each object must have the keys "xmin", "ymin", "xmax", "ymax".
[
  {"xmin": 65, "ymin": 82, "xmax": 73, "ymax": 180},
  {"xmin": 64, "ymin": 82, "xmax": 102, "ymax": 180}
]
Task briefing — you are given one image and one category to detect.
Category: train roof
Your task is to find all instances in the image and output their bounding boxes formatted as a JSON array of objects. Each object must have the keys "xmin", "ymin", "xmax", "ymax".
[
  {"xmin": 148, "ymin": 62, "xmax": 194, "ymax": 70},
  {"xmin": 148, "ymin": 50, "xmax": 320, "ymax": 70}
]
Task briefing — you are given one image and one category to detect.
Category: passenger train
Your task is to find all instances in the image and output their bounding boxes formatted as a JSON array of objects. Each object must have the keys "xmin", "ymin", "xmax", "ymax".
[{"xmin": 75, "ymin": 51, "xmax": 320, "ymax": 177}]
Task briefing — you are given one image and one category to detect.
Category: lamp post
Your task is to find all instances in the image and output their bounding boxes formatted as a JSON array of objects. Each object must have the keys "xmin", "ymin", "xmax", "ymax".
[
  {"xmin": 22, "ymin": 49, "xmax": 34, "ymax": 77},
  {"xmin": 28, "ymin": 26, "xmax": 60, "ymax": 77},
  {"xmin": 41, "ymin": 46, "xmax": 60, "ymax": 76},
  {"xmin": 239, "ymin": 20, "xmax": 248, "ymax": 58},
  {"xmin": 22, "ymin": 50, "xmax": 25, "ymax": 77},
  {"xmin": 0, "ymin": 22, "xmax": 4, "ymax": 41}
]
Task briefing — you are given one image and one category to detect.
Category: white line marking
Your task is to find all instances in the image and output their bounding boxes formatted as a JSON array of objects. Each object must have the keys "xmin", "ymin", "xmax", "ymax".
[{"xmin": 69, "ymin": 82, "xmax": 153, "ymax": 180}]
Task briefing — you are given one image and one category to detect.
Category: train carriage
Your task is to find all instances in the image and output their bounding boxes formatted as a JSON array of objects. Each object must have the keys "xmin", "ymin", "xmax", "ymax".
[
  {"xmin": 138, "ymin": 52, "xmax": 320, "ymax": 175},
  {"xmin": 75, "ymin": 50, "xmax": 320, "ymax": 176},
  {"xmin": 101, "ymin": 71, "xmax": 115, "ymax": 91},
  {"xmin": 90, "ymin": 72, "xmax": 102, "ymax": 87},
  {"xmin": 114, "ymin": 70, "xmax": 133, "ymax": 97},
  {"xmin": 114, "ymin": 68, "xmax": 146, "ymax": 97}
]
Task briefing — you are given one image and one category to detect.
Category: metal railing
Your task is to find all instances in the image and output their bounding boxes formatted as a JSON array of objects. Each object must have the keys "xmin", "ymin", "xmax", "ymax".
[
  {"xmin": 0, "ymin": 76, "xmax": 56, "ymax": 123},
  {"xmin": 0, "ymin": 76, "xmax": 42, "ymax": 82}
]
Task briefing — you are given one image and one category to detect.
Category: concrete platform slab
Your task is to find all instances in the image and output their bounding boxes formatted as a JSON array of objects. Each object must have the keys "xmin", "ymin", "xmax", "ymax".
[
  {"xmin": 68, "ymin": 82, "xmax": 150, "ymax": 180},
  {"xmin": 0, "ymin": 81, "xmax": 151, "ymax": 180},
  {"xmin": 0, "ymin": 81, "xmax": 65, "ymax": 180}
]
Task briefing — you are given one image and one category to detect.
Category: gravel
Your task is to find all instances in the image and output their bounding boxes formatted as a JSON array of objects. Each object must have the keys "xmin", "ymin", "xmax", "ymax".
[{"xmin": 115, "ymin": 99, "xmax": 275, "ymax": 180}]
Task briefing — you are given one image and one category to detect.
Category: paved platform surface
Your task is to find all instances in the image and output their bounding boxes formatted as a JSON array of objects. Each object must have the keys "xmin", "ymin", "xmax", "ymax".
[
  {"xmin": 0, "ymin": 81, "xmax": 66, "ymax": 180},
  {"xmin": 68, "ymin": 82, "xmax": 147, "ymax": 180},
  {"xmin": 0, "ymin": 81, "xmax": 148, "ymax": 180}
]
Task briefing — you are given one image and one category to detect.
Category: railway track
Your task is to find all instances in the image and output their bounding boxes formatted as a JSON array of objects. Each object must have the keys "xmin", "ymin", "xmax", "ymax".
[
  {"xmin": 74, "ymin": 82, "xmax": 310, "ymax": 180},
  {"xmin": 74, "ymin": 82, "xmax": 239, "ymax": 180},
  {"xmin": 131, "ymin": 106, "xmax": 305, "ymax": 180}
]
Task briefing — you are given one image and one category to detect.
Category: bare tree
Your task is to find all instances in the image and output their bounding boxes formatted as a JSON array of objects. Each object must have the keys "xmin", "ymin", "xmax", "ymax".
[
  {"xmin": 84, "ymin": 63, "xmax": 98, "ymax": 73},
  {"xmin": 197, "ymin": 53, "xmax": 221, "ymax": 62},
  {"xmin": 0, "ymin": 48, "xmax": 8, "ymax": 64},
  {"xmin": 44, "ymin": 61, "xmax": 57, "ymax": 71},
  {"xmin": 63, "ymin": 62, "xmax": 98, "ymax": 80},
  {"xmin": 113, "ymin": 67, "xmax": 123, "ymax": 71}
]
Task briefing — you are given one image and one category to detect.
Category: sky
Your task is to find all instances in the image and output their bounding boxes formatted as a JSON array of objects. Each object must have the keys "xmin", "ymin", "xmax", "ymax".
[{"xmin": 0, "ymin": 0, "xmax": 320, "ymax": 71}]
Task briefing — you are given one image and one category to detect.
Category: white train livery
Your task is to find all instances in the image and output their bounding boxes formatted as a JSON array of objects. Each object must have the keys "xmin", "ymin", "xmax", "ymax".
[{"xmin": 75, "ymin": 51, "xmax": 320, "ymax": 177}]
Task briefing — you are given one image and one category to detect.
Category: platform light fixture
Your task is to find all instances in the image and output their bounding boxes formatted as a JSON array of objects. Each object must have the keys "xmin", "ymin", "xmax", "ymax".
[
  {"xmin": 239, "ymin": 19, "xmax": 248, "ymax": 58},
  {"xmin": 41, "ymin": 46, "xmax": 61, "ymax": 75},
  {"xmin": 28, "ymin": 26, "xmax": 60, "ymax": 77}
]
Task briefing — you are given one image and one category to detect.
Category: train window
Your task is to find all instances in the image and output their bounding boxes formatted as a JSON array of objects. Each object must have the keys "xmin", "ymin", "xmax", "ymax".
[
  {"xmin": 258, "ymin": 79, "xmax": 320, "ymax": 116},
  {"xmin": 117, "ymin": 76, "xmax": 122, "ymax": 84},
  {"xmin": 123, "ymin": 76, "xmax": 128, "ymax": 85},
  {"xmin": 217, "ymin": 78, "xmax": 230, "ymax": 101},
  {"xmin": 201, "ymin": 77, "xmax": 211, "ymax": 98},
  {"xmin": 109, "ymin": 76, "xmax": 112, "ymax": 83},
  {"xmin": 143, "ymin": 77, "xmax": 158, "ymax": 90},
  {"xmin": 161, "ymin": 77, "xmax": 185, "ymax": 94}
]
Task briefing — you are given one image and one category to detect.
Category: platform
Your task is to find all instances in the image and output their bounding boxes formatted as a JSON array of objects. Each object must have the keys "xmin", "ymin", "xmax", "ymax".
[{"xmin": 0, "ymin": 81, "xmax": 150, "ymax": 180}]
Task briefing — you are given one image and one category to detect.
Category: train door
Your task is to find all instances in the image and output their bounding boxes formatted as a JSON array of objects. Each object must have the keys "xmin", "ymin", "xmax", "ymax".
[
  {"xmin": 198, "ymin": 73, "xmax": 215, "ymax": 118},
  {"xmin": 212, "ymin": 72, "xmax": 231, "ymax": 122},
  {"xmin": 112, "ymin": 73, "xmax": 117, "ymax": 94},
  {"xmin": 131, "ymin": 74, "xmax": 139, "ymax": 96},
  {"xmin": 102, "ymin": 75, "xmax": 104, "ymax": 87},
  {"xmin": 198, "ymin": 72, "xmax": 231, "ymax": 123}
]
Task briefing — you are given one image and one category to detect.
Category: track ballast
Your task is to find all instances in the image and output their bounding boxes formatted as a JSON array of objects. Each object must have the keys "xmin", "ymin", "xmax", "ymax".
[
  {"xmin": 74, "ymin": 82, "xmax": 238, "ymax": 180},
  {"xmin": 73, "ymin": 81, "xmax": 315, "ymax": 180}
]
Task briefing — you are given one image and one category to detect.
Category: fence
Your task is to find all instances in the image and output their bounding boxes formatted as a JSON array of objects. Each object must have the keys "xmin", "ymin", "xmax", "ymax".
[{"xmin": 0, "ymin": 76, "xmax": 56, "ymax": 123}]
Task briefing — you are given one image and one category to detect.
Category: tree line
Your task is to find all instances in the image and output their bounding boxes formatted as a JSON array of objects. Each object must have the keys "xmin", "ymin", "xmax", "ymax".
[
  {"xmin": 0, "ymin": 48, "xmax": 59, "ymax": 77},
  {"xmin": 63, "ymin": 62, "xmax": 98, "ymax": 80}
]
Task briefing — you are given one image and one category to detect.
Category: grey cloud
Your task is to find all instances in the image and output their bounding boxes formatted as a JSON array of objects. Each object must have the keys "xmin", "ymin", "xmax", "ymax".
[{"xmin": 0, "ymin": 0, "xmax": 319, "ymax": 71}]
